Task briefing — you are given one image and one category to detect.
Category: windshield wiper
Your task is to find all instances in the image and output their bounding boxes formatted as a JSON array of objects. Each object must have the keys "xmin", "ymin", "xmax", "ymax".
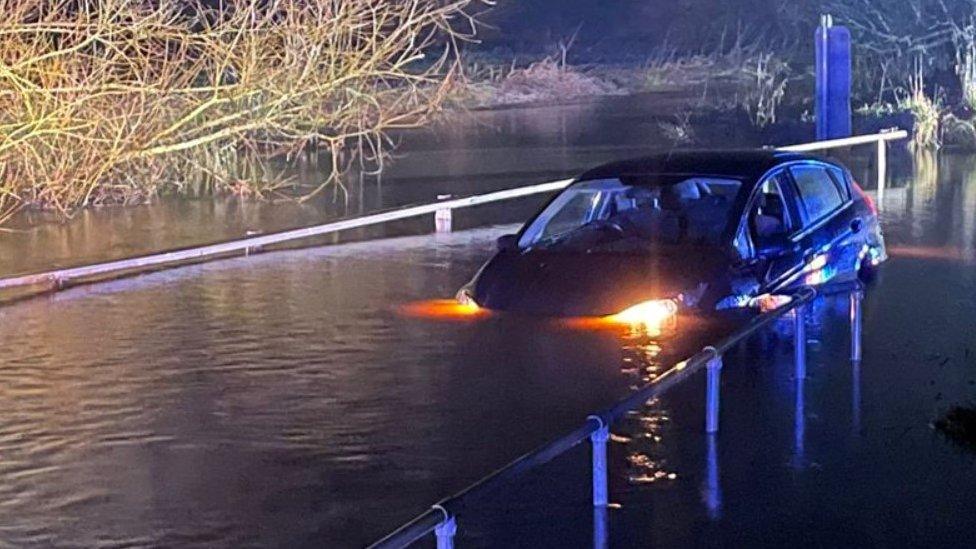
[{"xmin": 534, "ymin": 220, "xmax": 628, "ymax": 250}]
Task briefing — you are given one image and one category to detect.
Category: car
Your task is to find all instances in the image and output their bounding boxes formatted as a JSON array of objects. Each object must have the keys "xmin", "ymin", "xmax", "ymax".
[{"xmin": 456, "ymin": 150, "xmax": 886, "ymax": 329}]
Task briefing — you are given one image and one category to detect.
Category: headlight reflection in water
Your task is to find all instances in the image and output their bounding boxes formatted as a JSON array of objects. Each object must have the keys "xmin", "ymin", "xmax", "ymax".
[{"xmin": 617, "ymin": 330, "xmax": 678, "ymax": 486}]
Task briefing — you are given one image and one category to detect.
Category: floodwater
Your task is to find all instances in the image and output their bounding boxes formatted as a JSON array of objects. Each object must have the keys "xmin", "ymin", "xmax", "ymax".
[{"xmin": 1, "ymin": 97, "xmax": 976, "ymax": 547}]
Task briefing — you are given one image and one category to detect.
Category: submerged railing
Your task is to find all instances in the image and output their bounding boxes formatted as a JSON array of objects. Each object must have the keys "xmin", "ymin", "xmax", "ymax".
[
  {"xmin": 0, "ymin": 130, "xmax": 905, "ymax": 297},
  {"xmin": 371, "ymin": 285, "xmax": 867, "ymax": 548}
]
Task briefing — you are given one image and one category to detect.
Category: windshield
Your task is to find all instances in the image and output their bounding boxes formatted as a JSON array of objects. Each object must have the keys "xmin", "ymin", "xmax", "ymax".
[{"xmin": 518, "ymin": 176, "xmax": 743, "ymax": 251}]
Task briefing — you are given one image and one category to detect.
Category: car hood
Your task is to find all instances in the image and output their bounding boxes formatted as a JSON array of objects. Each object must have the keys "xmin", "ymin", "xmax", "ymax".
[{"xmin": 472, "ymin": 246, "xmax": 730, "ymax": 316}]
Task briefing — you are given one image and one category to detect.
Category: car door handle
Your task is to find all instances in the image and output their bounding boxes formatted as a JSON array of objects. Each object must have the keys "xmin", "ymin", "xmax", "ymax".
[{"xmin": 850, "ymin": 218, "xmax": 863, "ymax": 233}]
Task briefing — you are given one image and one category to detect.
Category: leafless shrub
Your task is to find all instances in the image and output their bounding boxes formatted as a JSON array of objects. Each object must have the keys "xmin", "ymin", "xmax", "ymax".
[
  {"xmin": 741, "ymin": 53, "xmax": 790, "ymax": 127},
  {"xmin": 828, "ymin": 0, "xmax": 976, "ymax": 100},
  {"xmin": 658, "ymin": 111, "xmax": 694, "ymax": 145},
  {"xmin": 0, "ymin": 0, "xmax": 480, "ymax": 224}
]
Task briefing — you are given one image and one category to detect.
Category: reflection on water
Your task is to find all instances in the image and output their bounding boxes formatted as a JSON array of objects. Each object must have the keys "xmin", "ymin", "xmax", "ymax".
[
  {"xmin": 397, "ymin": 299, "xmax": 487, "ymax": 321},
  {"xmin": 615, "ymin": 331, "xmax": 679, "ymax": 486}
]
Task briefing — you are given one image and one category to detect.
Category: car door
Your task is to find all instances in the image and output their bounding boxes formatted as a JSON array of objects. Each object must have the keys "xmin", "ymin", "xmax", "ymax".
[
  {"xmin": 783, "ymin": 162, "xmax": 855, "ymax": 287},
  {"xmin": 722, "ymin": 169, "xmax": 803, "ymax": 307},
  {"xmin": 749, "ymin": 169, "xmax": 806, "ymax": 293}
]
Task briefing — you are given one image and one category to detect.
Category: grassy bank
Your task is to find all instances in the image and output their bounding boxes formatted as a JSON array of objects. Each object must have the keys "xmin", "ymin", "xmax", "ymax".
[{"xmin": 453, "ymin": 41, "xmax": 795, "ymax": 126}]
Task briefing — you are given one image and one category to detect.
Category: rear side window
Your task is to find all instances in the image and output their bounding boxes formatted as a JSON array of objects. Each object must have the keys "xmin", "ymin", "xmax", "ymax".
[
  {"xmin": 826, "ymin": 166, "xmax": 852, "ymax": 199},
  {"xmin": 789, "ymin": 165, "xmax": 847, "ymax": 224}
]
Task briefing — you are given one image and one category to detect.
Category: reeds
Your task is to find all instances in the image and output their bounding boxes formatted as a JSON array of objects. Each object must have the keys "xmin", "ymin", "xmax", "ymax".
[
  {"xmin": 644, "ymin": 35, "xmax": 793, "ymax": 127},
  {"xmin": 897, "ymin": 63, "xmax": 943, "ymax": 150},
  {"xmin": 0, "ymin": 0, "xmax": 479, "ymax": 224}
]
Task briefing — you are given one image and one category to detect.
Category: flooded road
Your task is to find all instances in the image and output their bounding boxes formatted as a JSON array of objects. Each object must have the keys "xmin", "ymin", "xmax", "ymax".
[{"xmin": 1, "ymin": 98, "xmax": 975, "ymax": 547}]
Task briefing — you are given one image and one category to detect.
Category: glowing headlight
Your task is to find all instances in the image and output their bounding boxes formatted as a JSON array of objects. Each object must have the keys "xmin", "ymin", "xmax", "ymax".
[
  {"xmin": 455, "ymin": 287, "xmax": 480, "ymax": 310},
  {"xmin": 610, "ymin": 299, "xmax": 678, "ymax": 329}
]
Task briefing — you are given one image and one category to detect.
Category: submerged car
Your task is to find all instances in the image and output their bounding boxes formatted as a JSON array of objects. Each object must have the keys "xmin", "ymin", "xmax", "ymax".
[{"xmin": 457, "ymin": 150, "xmax": 886, "ymax": 326}]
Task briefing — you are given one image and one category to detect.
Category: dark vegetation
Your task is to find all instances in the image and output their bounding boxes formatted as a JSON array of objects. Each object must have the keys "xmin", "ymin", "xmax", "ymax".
[
  {"xmin": 7, "ymin": 0, "xmax": 976, "ymax": 224},
  {"xmin": 934, "ymin": 406, "xmax": 976, "ymax": 452},
  {"xmin": 472, "ymin": 0, "xmax": 976, "ymax": 149}
]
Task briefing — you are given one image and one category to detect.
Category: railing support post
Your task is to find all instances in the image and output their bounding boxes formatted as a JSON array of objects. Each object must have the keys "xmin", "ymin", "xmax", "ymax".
[
  {"xmin": 434, "ymin": 515, "xmax": 457, "ymax": 549},
  {"xmin": 593, "ymin": 505, "xmax": 609, "ymax": 549},
  {"xmin": 589, "ymin": 417, "xmax": 610, "ymax": 507},
  {"xmin": 850, "ymin": 290, "xmax": 863, "ymax": 363},
  {"xmin": 703, "ymin": 433, "xmax": 722, "ymax": 520},
  {"xmin": 435, "ymin": 194, "xmax": 453, "ymax": 233},
  {"xmin": 704, "ymin": 351, "xmax": 722, "ymax": 434},
  {"xmin": 877, "ymin": 139, "xmax": 887, "ymax": 207},
  {"xmin": 794, "ymin": 304, "xmax": 807, "ymax": 380}
]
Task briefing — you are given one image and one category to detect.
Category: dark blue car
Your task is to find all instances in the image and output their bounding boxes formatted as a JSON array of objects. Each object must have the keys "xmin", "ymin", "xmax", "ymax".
[{"xmin": 457, "ymin": 150, "xmax": 885, "ymax": 327}]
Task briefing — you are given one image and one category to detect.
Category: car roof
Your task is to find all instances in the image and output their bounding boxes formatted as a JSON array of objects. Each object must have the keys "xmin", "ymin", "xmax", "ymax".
[{"xmin": 574, "ymin": 149, "xmax": 828, "ymax": 187}]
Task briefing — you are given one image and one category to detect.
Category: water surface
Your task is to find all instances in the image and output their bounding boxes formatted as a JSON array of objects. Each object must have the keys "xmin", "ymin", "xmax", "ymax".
[{"xmin": 0, "ymin": 101, "xmax": 974, "ymax": 547}]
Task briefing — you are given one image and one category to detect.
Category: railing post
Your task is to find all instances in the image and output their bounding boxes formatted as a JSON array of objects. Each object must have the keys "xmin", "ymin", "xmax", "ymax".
[
  {"xmin": 877, "ymin": 139, "xmax": 887, "ymax": 208},
  {"xmin": 434, "ymin": 515, "xmax": 457, "ymax": 549},
  {"xmin": 593, "ymin": 504, "xmax": 609, "ymax": 549},
  {"xmin": 435, "ymin": 194, "xmax": 453, "ymax": 233},
  {"xmin": 703, "ymin": 433, "xmax": 722, "ymax": 520},
  {"xmin": 704, "ymin": 349, "xmax": 722, "ymax": 434},
  {"xmin": 794, "ymin": 304, "xmax": 807, "ymax": 380},
  {"xmin": 589, "ymin": 416, "xmax": 610, "ymax": 507},
  {"xmin": 850, "ymin": 290, "xmax": 863, "ymax": 362}
]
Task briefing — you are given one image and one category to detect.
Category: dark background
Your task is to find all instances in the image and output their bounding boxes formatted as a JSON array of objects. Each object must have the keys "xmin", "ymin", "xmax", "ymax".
[{"xmin": 477, "ymin": 0, "xmax": 827, "ymax": 61}]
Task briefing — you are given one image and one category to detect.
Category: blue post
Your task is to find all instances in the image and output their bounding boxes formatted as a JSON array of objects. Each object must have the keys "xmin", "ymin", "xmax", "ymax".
[
  {"xmin": 850, "ymin": 290, "xmax": 863, "ymax": 362},
  {"xmin": 794, "ymin": 304, "xmax": 807, "ymax": 380},
  {"xmin": 593, "ymin": 504, "xmax": 609, "ymax": 549},
  {"xmin": 852, "ymin": 356, "xmax": 862, "ymax": 432},
  {"xmin": 793, "ymin": 362, "xmax": 806, "ymax": 469},
  {"xmin": 705, "ymin": 353, "xmax": 722, "ymax": 434},
  {"xmin": 815, "ymin": 14, "xmax": 852, "ymax": 140},
  {"xmin": 703, "ymin": 434, "xmax": 722, "ymax": 520},
  {"xmin": 793, "ymin": 304, "xmax": 807, "ymax": 469},
  {"xmin": 589, "ymin": 418, "xmax": 610, "ymax": 507},
  {"xmin": 434, "ymin": 516, "xmax": 457, "ymax": 549}
]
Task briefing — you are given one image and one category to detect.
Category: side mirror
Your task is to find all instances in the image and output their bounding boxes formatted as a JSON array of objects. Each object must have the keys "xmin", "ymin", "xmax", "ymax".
[
  {"xmin": 755, "ymin": 233, "xmax": 796, "ymax": 259},
  {"xmin": 496, "ymin": 234, "xmax": 519, "ymax": 252}
]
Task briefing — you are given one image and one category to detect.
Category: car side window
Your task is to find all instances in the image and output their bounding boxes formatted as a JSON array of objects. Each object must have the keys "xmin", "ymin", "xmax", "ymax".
[
  {"xmin": 826, "ymin": 166, "xmax": 852, "ymax": 200},
  {"xmin": 750, "ymin": 174, "xmax": 793, "ymax": 239},
  {"xmin": 736, "ymin": 173, "xmax": 793, "ymax": 258},
  {"xmin": 789, "ymin": 164, "xmax": 847, "ymax": 225}
]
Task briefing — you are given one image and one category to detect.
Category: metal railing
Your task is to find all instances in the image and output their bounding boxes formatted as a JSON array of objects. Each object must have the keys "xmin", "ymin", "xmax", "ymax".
[
  {"xmin": 778, "ymin": 127, "xmax": 907, "ymax": 205},
  {"xmin": 371, "ymin": 285, "xmax": 868, "ymax": 548},
  {"xmin": 0, "ymin": 130, "xmax": 906, "ymax": 297}
]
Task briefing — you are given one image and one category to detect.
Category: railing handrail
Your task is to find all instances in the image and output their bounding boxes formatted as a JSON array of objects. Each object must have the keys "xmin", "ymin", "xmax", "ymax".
[
  {"xmin": 370, "ymin": 287, "xmax": 818, "ymax": 549},
  {"xmin": 0, "ymin": 180, "xmax": 577, "ymax": 292},
  {"xmin": 776, "ymin": 128, "xmax": 907, "ymax": 152},
  {"xmin": 0, "ymin": 130, "xmax": 905, "ymax": 296}
]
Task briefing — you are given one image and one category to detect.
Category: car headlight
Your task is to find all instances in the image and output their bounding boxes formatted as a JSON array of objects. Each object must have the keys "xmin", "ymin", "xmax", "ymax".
[
  {"xmin": 455, "ymin": 287, "xmax": 480, "ymax": 310},
  {"xmin": 609, "ymin": 299, "xmax": 678, "ymax": 329}
]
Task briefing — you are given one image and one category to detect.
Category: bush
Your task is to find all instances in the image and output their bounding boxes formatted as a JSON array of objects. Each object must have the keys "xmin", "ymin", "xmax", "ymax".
[{"xmin": 0, "ymin": 0, "xmax": 478, "ymax": 224}]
